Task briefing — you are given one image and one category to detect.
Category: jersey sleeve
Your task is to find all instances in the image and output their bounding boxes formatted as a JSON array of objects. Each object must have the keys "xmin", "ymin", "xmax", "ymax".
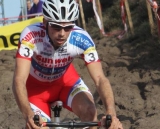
[
  {"xmin": 78, "ymin": 31, "xmax": 100, "ymax": 64},
  {"xmin": 16, "ymin": 27, "xmax": 35, "ymax": 60},
  {"xmin": 70, "ymin": 29, "xmax": 100, "ymax": 65},
  {"xmin": 83, "ymin": 46, "xmax": 100, "ymax": 65}
]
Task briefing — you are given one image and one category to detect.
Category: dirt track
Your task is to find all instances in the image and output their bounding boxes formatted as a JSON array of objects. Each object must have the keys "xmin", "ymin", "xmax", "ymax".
[{"xmin": 0, "ymin": 36, "xmax": 160, "ymax": 129}]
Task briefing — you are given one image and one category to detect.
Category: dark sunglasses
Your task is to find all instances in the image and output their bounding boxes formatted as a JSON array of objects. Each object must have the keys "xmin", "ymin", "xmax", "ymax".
[{"xmin": 48, "ymin": 22, "xmax": 75, "ymax": 31}]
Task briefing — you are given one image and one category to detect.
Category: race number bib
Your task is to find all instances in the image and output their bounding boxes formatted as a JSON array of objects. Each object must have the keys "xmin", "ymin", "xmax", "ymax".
[{"xmin": 19, "ymin": 44, "xmax": 33, "ymax": 58}]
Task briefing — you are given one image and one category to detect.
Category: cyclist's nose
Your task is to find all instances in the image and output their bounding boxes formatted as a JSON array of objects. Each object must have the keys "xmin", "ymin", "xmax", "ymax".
[{"xmin": 58, "ymin": 29, "xmax": 65, "ymax": 37}]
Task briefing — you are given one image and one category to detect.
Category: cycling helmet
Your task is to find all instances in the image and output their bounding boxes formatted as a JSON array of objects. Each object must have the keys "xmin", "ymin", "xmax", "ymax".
[{"xmin": 42, "ymin": 0, "xmax": 79, "ymax": 22}]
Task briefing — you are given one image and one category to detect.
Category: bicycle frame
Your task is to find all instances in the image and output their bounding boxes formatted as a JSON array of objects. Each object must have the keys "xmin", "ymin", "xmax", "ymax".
[
  {"xmin": 33, "ymin": 101, "xmax": 112, "ymax": 129},
  {"xmin": 51, "ymin": 101, "xmax": 63, "ymax": 129}
]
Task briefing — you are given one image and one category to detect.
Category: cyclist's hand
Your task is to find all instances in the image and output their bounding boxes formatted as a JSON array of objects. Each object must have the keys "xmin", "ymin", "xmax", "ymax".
[
  {"xmin": 101, "ymin": 115, "xmax": 123, "ymax": 129},
  {"xmin": 25, "ymin": 114, "xmax": 41, "ymax": 129}
]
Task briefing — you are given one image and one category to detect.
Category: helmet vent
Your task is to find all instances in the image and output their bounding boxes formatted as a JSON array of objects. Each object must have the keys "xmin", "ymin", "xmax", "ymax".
[
  {"xmin": 75, "ymin": 11, "xmax": 78, "ymax": 18},
  {"xmin": 69, "ymin": 3, "xmax": 74, "ymax": 12},
  {"xmin": 69, "ymin": 0, "xmax": 72, "ymax": 4},
  {"xmin": 43, "ymin": 9, "xmax": 50, "ymax": 18},
  {"xmin": 68, "ymin": 12, "xmax": 73, "ymax": 20},
  {"xmin": 48, "ymin": 0, "xmax": 54, "ymax": 3},
  {"xmin": 43, "ymin": 3, "xmax": 51, "ymax": 18},
  {"xmin": 61, "ymin": 7, "xmax": 66, "ymax": 19},
  {"xmin": 48, "ymin": 3, "xmax": 59, "ymax": 20},
  {"xmin": 60, "ymin": 0, "xmax": 64, "ymax": 3},
  {"xmin": 49, "ymin": 3, "xmax": 57, "ymax": 12}
]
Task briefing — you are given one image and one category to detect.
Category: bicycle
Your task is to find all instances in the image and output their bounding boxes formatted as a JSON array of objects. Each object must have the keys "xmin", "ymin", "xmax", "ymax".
[{"xmin": 33, "ymin": 101, "xmax": 112, "ymax": 129}]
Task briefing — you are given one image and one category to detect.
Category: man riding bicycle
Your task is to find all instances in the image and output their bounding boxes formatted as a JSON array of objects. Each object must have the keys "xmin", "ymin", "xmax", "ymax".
[{"xmin": 12, "ymin": 0, "xmax": 123, "ymax": 129}]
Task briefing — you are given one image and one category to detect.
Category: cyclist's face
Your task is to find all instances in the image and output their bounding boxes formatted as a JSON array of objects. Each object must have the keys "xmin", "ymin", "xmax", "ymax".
[{"xmin": 44, "ymin": 20, "xmax": 74, "ymax": 48}]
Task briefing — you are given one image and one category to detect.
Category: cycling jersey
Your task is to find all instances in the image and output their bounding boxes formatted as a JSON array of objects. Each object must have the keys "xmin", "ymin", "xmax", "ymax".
[
  {"xmin": 16, "ymin": 22, "xmax": 100, "ymax": 119},
  {"xmin": 17, "ymin": 22, "xmax": 100, "ymax": 82}
]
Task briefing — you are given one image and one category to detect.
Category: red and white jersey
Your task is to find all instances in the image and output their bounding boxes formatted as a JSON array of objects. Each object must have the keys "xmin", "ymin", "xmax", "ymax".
[{"xmin": 16, "ymin": 23, "xmax": 99, "ymax": 82}]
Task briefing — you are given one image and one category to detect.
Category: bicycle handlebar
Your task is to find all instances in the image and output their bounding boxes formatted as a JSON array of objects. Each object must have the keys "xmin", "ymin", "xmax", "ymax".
[
  {"xmin": 33, "ymin": 114, "xmax": 112, "ymax": 128},
  {"xmin": 42, "ymin": 121, "xmax": 101, "ymax": 128}
]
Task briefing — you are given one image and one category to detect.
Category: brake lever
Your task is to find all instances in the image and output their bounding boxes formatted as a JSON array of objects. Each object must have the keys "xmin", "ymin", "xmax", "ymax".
[
  {"xmin": 106, "ymin": 114, "xmax": 112, "ymax": 129},
  {"xmin": 33, "ymin": 115, "xmax": 41, "ymax": 126}
]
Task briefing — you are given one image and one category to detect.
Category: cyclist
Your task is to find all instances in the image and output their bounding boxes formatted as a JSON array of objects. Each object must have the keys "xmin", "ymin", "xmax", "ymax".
[{"xmin": 12, "ymin": 0, "xmax": 123, "ymax": 129}]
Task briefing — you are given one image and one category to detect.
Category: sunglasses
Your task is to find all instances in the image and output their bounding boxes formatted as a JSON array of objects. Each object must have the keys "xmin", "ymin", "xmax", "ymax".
[{"xmin": 48, "ymin": 22, "xmax": 75, "ymax": 31}]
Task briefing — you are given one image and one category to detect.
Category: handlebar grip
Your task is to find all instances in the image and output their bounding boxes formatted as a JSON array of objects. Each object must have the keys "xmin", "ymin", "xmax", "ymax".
[
  {"xmin": 106, "ymin": 114, "xmax": 112, "ymax": 129},
  {"xmin": 33, "ymin": 115, "xmax": 40, "ymax": 126}
]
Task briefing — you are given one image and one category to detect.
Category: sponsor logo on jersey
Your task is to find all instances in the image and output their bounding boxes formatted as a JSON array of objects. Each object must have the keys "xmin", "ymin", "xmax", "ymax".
[
  {"xmin": 32, "ymin": 38, "xmax": 43, "ymax": 43},
  {"xmin": 58, "ymin": 44, "xmax": 67, "ymax": 53},
  {"xmin": 58, "ymin": 44, "xmax": 69, "ymax": 56},
  {"xmin": 36, "ymin": 55, "xmax": 54, "ymax": 64},
  {"xmin": 58, "ymin": 47, "xmax": 67, "ymax": 53},
  {"xmin": 32, "ymin": 58, "xmax": 70, "ymax": 75},
  {"xmin": 54, "ymin": 56, "xmax": 73, "ymax": 64},
  {"xmin": 23, "ymin": 30, "xmax": 45, "ymax": 41},
  {"xmin": 70, "ymin": 87, "xmax": 87, "ymax": 96},
  {"xmin": 70, "ymin": 32, "xmax": 94, "ymax": 50},
  {"xmin": 37, "ymin": 71, "xmax": 64, "ymax": 80},
  {"xmin": 35, "ymin": 55, "xmax": 73, "ymax": 68}
]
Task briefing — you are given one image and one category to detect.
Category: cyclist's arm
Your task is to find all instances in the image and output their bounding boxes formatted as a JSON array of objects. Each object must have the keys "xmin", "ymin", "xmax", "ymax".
[
  {"xmin": 86, "ymin": 62, "xmax": 124, "ymax": 128},
  {"xmin": 12, "ymin": 58, "xmax": 37, "ymax": 128},
  {"xmin": 86, "ymin": 61, "xmax": 116, "ymax": 116}
]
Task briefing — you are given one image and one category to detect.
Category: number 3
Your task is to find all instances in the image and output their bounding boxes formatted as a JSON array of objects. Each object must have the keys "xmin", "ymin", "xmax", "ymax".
[
  {"xmin": 24, "ymin": 47, "xmax": 30, "ymax": 57},
  {"xmin": 89, "ymin": 53, "xmax": 95, "ymax": 61}
]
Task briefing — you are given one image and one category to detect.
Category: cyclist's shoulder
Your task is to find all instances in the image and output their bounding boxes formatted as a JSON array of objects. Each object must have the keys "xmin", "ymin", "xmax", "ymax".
[
  {"xmin": 69, "ymin": 25, "xmax": 95, "ymax": 47},
  {"xmin": 71, "ymin": 25, "xmax": 93, "ymax": 40},
  {"xmin": 71, "ymin": 26, "xmax": 92, "ymax": 41},
  {"xmin": 20, "ymin": 22, "xmax": 46, "ymax": 43},
  {"xmin": 21, "ymin": 22, "xmax": 45, "ymax": 36},
  {"xmin": 72, "ymin": 25, "xmax": 90, "ymax": 35},
  {"xmin": 24, "ymin": 22, "xmax": 45, "ymax": 30}
]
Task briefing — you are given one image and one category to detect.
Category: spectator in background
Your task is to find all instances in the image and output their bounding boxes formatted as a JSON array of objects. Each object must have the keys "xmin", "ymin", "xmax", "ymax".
[
  {"xmin": 18, "ymin": 0, "xmax": 32, "ymax": 21},
  {"xmin": 27, "ymin": 0, "xmax": 32, "ymax": 15},
  {"xmin": 28, "ymin": 0, "xmax": 43, "ymax": 18}
]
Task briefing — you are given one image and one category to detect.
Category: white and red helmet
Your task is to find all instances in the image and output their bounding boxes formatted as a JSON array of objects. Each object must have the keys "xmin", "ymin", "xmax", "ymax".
[{"xmin": 42, "ymin": 0, "xmax": 79, "ymax": 22}]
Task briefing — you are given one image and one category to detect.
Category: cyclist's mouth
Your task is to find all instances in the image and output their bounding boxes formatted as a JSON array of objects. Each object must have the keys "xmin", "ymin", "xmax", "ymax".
[{"xmin": 56, "ymin": 39, "xmax": 65, "ymax": 44}]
